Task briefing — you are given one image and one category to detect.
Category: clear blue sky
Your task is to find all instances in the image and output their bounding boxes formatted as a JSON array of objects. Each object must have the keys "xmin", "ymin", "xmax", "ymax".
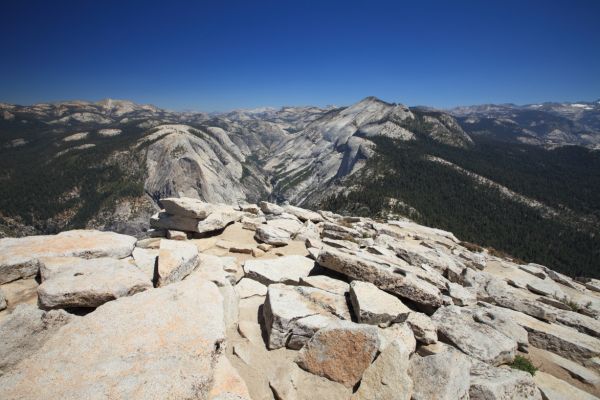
[{"xmin": 1, "ymin": 0, "xmax": 599, "ymax": 111}]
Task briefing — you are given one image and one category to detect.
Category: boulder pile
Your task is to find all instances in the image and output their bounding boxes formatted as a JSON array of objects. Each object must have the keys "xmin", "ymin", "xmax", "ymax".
[{"xmin": 0, "ymin": 197, "xmax": 599, "ymax": 399}]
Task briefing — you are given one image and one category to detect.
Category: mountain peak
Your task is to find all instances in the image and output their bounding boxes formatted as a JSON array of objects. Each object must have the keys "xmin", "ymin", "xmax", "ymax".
[{"xmin": 357, "ymin": 96, "xmax": 392, "ymax": 106}]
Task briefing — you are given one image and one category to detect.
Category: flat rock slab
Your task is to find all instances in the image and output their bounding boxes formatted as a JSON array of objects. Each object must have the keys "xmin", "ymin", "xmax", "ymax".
[
  {"xmin": 263, "ymin": 283, "xmax": 351, "ymax": 350},
  {"xmin": 409, "ymin": 350, "xmax": 472, "ymax": 400},
  {"xmin": 259, "ymin": 201, "xmax": 284, "ymax": 215},
  {"xmin": 0, "ymin": 273, "xmax": 228, "ymax": 400},
  {"xmin": 483, "ymin": 303, "xmax": 600, "ymax": 364},
  {"xmin": 485, "ymin": 279, "xmax": 557, "ymax": 323},
  {"xmin": 157, "ymin": 239, "xmax": 199, "ymax": 287},
  {"xmin": 352, "ymin": 339, "xmax": 412, "ymax": 400},
  {"xmin": 296, "ymin": 320, "xmax": 380, "ymax": 388},
  {"xmin": 432, "ymin": 306, "xmax": 517, "ymax": 366},
  {"xmin": 0, "ymin": 229, "xmax": 137, "ymax": 284},
  {"xmin": 300, "ymin": 275, "xmax": 349, "ymax": 296},
  {"xmin": 533, "ymin": 347, "xmax": 600, "ymax": 386},
  {"xmin": 266, "ymin": 217, "xmax": 304, "ymax": 235},
  {"xmin": 0, "ymin": 304, "xmax": 74, "ymax": 376},
  {"xmin": 472, "ymin": 305, "xmax": 529, "ymax": 352},
  {"xmin": 196, "ymin": 208, "xmax": 242, "ymax": 234},
  {"xmin": 446, "ymin": 281, "xmax": 477, "ymax": 306},
  {"xmin": 469, "ymin": 359, "xmax": 541, "ymax": 400},
  {"xmin": 254, "ymin": 225, "xmax": 291, "ymax": 246},
  {"xmin": 349, "ymin": 280, "xmax": 411, "ymax": 325},
  {"xmin": 283, "ymin": 205, "xmax": 324, "ymax": 223},
  {"xmin": 534, "ymin": 371, "xmax": 598, "ymax": 400},
  {"xmin": 160, "ymin": 197, "xmax": 214, "ymax": 219},
  {"xmin": 243, "ymin": 255, "xmax": 315, "ymax": 285},
  {"xmin": 555, "ymin": 309, "xmax": 600, "ymax": 339},
  {"xmin": 37, "ymin": 257, "xmax": 152, "ymax": 309},
  {"xmin": 235, "ymin": 278, "xmax": 267, "ymax": 299},
  {"xmin": 317, "ymin": 247, "xmax": 442, "ymax": 311}
]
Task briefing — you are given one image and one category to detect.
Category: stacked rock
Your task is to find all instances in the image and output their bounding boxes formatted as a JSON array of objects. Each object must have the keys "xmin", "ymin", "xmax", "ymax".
[{"xmin": 150, "ymin": 197, "xmax": 243, "ymax": 238}]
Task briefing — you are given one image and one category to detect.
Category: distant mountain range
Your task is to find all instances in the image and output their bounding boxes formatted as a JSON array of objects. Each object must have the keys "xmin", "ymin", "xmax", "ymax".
[
  {"xmin": 448, "ymin": 100, "xmax": 600, "ymax": 149},
  {"xmin": 1, "ymin": 96, "xmax": 599, "ymax": 277}
]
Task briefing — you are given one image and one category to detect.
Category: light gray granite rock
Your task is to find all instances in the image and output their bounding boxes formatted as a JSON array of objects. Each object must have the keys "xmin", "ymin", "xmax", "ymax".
[{"xmin": 0, "ymin": 230, "xmax": 137, "ymax": 284}]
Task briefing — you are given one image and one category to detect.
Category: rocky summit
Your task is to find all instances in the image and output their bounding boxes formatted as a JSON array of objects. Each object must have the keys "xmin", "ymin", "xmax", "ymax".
[{"xmin": 0, "ymin": 198, "xmax": 599, "ymax": 399}]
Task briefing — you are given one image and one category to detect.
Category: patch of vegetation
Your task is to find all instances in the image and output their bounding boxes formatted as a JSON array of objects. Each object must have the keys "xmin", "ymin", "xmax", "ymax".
[
  {"xmin": 276, "ymin": 166, "xmax": 314, "ymax": 192},
  {"xmin": 509, "ymin": 355, "xmax": 538, "ymax": 376},
  {"xmin": 553, "ymin": 295, "xmax": 584, "ymax": 312},
  {"xmin": 170, "ymin": 144, "xmax": 187, "ymax": 158},
  {"xmin": 461, "ymin": 241, "xmax": 484, "ymax": 253},
  {"xmin": 0, "ymin": 121, "xmax": 148, "ymax": 234}
]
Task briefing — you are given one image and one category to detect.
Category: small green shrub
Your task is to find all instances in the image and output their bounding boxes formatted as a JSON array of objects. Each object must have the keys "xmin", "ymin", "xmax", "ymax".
[
  {"xmin": 553, "ymin": 294, "xmax": 582, "ymax": 312},
  {"xmin": 509, "ymin": 355, "xmax": 538, "ymax": 376}
]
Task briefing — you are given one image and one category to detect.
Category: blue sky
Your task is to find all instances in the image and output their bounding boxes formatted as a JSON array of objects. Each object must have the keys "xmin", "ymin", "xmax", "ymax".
[{"xmin": 1, "ymin": 0, "xmax": 599, "ymax": 111}]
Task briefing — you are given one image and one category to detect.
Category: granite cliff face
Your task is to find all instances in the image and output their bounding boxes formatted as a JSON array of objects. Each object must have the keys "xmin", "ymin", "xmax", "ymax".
[{"xmin": 1, "ymin": 199, "xmax": 599, "ymax": 399}]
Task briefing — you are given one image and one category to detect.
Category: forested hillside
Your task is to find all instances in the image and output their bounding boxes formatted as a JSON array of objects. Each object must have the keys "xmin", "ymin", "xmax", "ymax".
[{"xmin": 322, "ymin": 136, "xmax": 600, "ymax": 278}]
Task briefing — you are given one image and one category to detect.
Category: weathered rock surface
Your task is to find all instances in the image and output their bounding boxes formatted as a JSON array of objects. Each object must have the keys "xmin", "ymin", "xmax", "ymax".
[
  {"xmin": 352, "ymin": 339, "xmax": 413, "ymax": 400},
  {"xmin": 472, "ymin": 305, "xmax": 530, "ymax": 352},
  {"xmin": 4, "ymin": 201, "xmax": 600, "ymax": 400},
  {"xmin": 196, "ymin": 208, "xmax": 242, "ymax": 234},
  {"xmin": 485, "ymin": 279, "xmax": 557, "ymax": 322},
  {"xmin": 156, "ymin": 239, "xmax": 199, "ymax": 286},
  {"xmin": 519, "ymin": 264, "xmax": 548, "ymax": 279},
  {"xmin": 269, "ymin": 360, "xmax": 351, "ymax": 400},
  {"xmin": 446, "ymin": 281, "xmax": 477, "ymax": 306},
  {"xmin": 534, "ymin": 371, "xmax": 599, "ymax": 400},
  {"xmin": 235, "ymin": 278, "xmax": 267, "ymax": 299},
  {"xmin": 377, "ymin": 322, "xmax": 417, "ymax": 354},
  {"xmin": 259, "ymin": 201, "xmax": 284, "ymax": 215},
  {"xmin": 0, "ymin": 273, "xmax": 228, "ymax": 399},
  {"xmin": 349, "ymin": 280, "xmax": 411, "ymax": 325},
  {"xmin": 131, "ymin": 246, "xmax": 158, "ymax": 282},
  {"xmin": 533, "ymin": 347, "xmax": 600, "ymax": 386},
  {"xmin": 299, "ymin": 275, "xmax": 349, "ymax": 296},
  {"xmin": 0, "ymin": 288, "xmax": 6, "ymax": 311},
  {"xmin": 0, "ymin": 230, "xmax": 137, "ymax": 284},
  {"xmin": 317, "ymin": 247, "xmax": 443, "ymax": 311},
  {"xmin": 284, "ymin": 205, "xmax": 324, "ymax": 223},
  {"xmin": 469, "ymin": 359, "xmax": 542, "ymax": 400},
  {"xmin": 0, "ymin": 304, "xmax": 73, "ymax": 376},
  {"xmin": 409, "ymin": 350, "xmax": 472, "ymax": 400},
  {"xmin": 555, "ymin": 309, "xmax": 600, "ymax": 339},
  {"xmin": 582, "ymin": 278, "xmax": 600, "ymax": 293},
  {"xmin": 37, "ymin": 256, "xmax": 152, "ymax": 309},
  {"xmin": 432, "ymin": 306, "xmax": 517, "ymax": 365},
  {"xmin": 295, "ymin": 320, "xmax": 380, "ymax": 388},
  {"xmin": 160, "ymin": 197, "xmax": 215, "ymax": 218},
  {"xmin": 295, "ymin": 220, "xmax": 321, "ymax": 242},
  {"xmin": 150, "ymin": 211, "xmax": 200, "ymax": 232},
  {"xmin": 254, "ymin": 225, "xmax": 291, "ymax": 246},
  {"xmin": 209, "ymin": 355, "xmax": 252, "ymax": 400},
  {"xmin": 243, "ymin": 255, "xmax": 315, "ymax": 285},
  {"xmin": 484, "ymin": 303, "xmax": 600, "ymax": 363},
  {"xmin": 263, "ymin": 284, "xmax": 351, "ymax": 349},
  {"xmin": 405, "ymin": 311, "xmax": 438, "ymax": 344}
]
